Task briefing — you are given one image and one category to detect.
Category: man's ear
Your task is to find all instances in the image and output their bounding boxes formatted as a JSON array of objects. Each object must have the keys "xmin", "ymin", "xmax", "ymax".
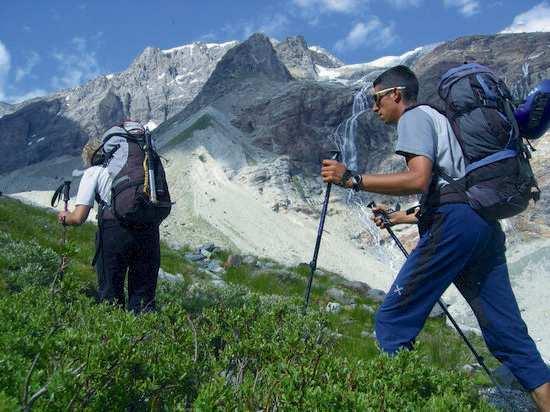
[{"xmin": 393, "ymin": 89, "xmax": 402, "ymax": 103}]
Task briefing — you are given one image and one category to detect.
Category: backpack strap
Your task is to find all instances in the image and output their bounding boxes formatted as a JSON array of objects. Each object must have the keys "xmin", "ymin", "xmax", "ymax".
[
  {"xmin": 403, "ymin": 103, "xmax": 446, "ymax": 116},
  {"xmin": 402, "ymin": 105, "xmax": 469, "ymax": 210}
]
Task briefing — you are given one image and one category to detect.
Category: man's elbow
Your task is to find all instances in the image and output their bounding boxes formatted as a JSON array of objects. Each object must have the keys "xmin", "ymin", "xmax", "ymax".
[
  {"xmin": 73, "ymin": 206, "xmax": 91, "ymax": 225},
  {"xmin": 411, "ymin": 175, "xmax": 431, "ymax": 194}
]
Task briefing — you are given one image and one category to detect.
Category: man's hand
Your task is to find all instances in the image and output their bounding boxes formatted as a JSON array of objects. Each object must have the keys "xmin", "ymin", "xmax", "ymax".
[
  {"xmin": 57, "ymin": 205, "xmax": 92, "ymax": 226},
  {"xmin": 58, "ymin": 210, "xmax": 70, "ymax": 226},
  {"xmin": 321, "ymin": 159, "xmax": 349, "ymax": 186},
  {"xmin": 371, "ymin": 204, "xmax": 418, "ymax": 228}
]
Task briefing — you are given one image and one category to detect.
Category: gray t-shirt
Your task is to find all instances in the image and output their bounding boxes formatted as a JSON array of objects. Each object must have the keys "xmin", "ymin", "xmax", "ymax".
[{"xmin": 396, "ymin": 105, "xmax": 465, "ymax": 189}]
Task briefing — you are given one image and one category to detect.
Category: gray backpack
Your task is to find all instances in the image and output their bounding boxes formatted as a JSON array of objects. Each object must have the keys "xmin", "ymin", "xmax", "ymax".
[
  {"xmin": 91, "ymin": 120, "xmax": 171, "ymax": 228},
  {"xmin": 435, "ymin": 63, "xmax": 540, "ymax": 220}
]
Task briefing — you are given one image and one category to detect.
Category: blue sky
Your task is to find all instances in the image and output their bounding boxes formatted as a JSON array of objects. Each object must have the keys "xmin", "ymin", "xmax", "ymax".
[{"xmin": 0, "ymin": 0, "xmax": 549, "ymax": 103}]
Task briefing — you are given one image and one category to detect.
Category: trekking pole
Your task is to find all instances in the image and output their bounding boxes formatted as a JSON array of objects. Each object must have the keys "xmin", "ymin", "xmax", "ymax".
[
  {"xmin": 51, "ymin": 181, "xmax": 71, "ymax": 281},
  {"xmin": 368, "ymin": 202, "xmax": 513, "ymax": 405},
  {"xmin": 303, "ymin": 150, "xmax": 341, "ymax": 314},
  {"xmin": 144, "ymin": 130, "xmax": 158, "ymax": 204}
]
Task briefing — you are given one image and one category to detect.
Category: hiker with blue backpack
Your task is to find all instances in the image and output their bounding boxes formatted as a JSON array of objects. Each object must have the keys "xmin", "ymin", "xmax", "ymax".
[
  {"xmin": 58, "ymin": 121, "xmax": 171, "ymax": 314},
  {"xmin": 321, "ymin": 65, "xmax": 550, "ymax": 410}
]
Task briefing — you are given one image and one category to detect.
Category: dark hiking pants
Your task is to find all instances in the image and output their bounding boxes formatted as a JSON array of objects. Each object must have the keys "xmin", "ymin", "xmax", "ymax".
[
  {"xmin": 375, "ymin": 203, "xmax": 550, "ymax": 391},
  {"xmin": 94, "ymin": 219, "xmax": 160, "ymax": 314}
]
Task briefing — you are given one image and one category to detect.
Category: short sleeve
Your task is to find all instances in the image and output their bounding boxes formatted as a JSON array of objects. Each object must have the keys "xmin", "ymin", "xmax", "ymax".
[
  {"xmin": 74, "ymin": 167, "xmax": 100, "ymax": 206},
  {"xmin": 396, "ymin": 108, "xmax": 436, "ymax": 162}
]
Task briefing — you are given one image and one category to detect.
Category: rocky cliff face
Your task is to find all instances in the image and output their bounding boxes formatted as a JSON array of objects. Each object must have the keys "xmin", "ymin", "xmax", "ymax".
[
  {"xmin": 157, "ymin": 32, "xmax": 550, "ymax": 186},
  {"xmin": 0, "ymin": 99, "xmax": 88, "ymax": 173},
  {"xmin": 274, "ymin": 36, "xmax": 317, "ymax": 79},
  {"xmin": 2, "ymin": 32, "xmax": 549, "ymax": 185},
  {"xmin": 156, "ymin": 33, "xmax": 294, "ymax": 136},
  {"xmin": 0, "ymin": 34, "xmax": 345, "ymax": 174},
  {"xmin": 0, "ymin": 41, "xmax": 238, "ymax": 173}
]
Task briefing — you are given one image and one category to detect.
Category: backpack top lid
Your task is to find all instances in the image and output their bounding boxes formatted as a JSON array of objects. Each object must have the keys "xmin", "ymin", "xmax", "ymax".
[
  {"xmin": 438, "ymin": 63, "xmax": 496, "ymax": 101},
  {"xmin": 99, "ymin": 120, "xmax": 146, "ymax": 154},
  {"xmin": 101, "ymin": 120, "xmax": 145, "ymax": 143},
  {"xmin": 514, "ymin": 79, "xmax": 550, "ymax": 140}
]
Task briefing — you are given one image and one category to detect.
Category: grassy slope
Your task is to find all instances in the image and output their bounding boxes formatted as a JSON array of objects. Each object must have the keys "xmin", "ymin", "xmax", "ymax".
[{"xmin": 0, "ymin": 196, "xmax": 497, "ymax": 410}]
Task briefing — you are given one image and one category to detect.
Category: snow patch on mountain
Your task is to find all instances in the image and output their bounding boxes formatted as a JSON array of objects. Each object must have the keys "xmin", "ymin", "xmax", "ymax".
[
  {"xmin": 309, "ymin": 45, "xmax": 344, "ymax": 67},
  {"xmin": 315, "ymin": 43, "xmax": 441, "ymax": 84},
  {"xmin": 161, "ymin": 41, "xmax": 238, "ymax": 55}
]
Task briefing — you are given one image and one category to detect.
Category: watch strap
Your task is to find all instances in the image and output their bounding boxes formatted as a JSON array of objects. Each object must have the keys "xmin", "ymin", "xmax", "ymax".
[
  {"xmin": 340, "ymin": 169, "xmax": 353, "ymax": 187},
  {"xmin": 352, "ymin": 174, "xmax": 363, "ymax": 192}
]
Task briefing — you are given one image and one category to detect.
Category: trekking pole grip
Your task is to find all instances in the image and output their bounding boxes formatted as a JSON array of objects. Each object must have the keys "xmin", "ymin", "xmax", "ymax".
[
  {"xmin": 367, "ymin": 201, "xmax": 392, "ymax": 227},
  {"xmin": 62, "ymin": 181, "xmax": 71, "ymax": 212}
]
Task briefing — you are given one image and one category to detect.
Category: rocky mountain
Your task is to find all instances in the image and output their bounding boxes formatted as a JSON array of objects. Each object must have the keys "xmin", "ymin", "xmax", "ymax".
[
  {"xmin": 0, "ymin": 41, "xmax": 238, "ymax": 174},
  {"xmin": 273, "ymin": 35, "xmax": 344, "ymax": 80},
  {"xmin": 0, "ymin": 37, "xmax": 344, "ymax": 174},
  {"xmin": 154, "ymin": 33, "xmax": 382, "ymax": 181},
  {"xmin": 314, "ymin": 44, "xmax": 440, "ymax": 84},
  {"xmin": 308, "ymin": 45, "xmax": 344, "ymax": 68},
  {"xmin": 0, "ymin": 102, "xmax": 15, "ymax": 117}
]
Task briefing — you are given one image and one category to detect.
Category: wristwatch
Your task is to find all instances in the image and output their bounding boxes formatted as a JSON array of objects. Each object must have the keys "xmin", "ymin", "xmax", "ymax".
[
  {"xmin": 340, "ymin": 169, "xmax": 353, "ymax": 187},
  {"xmin": 351, "ymin": 174, "xmax": 362, "ymax": 192}
]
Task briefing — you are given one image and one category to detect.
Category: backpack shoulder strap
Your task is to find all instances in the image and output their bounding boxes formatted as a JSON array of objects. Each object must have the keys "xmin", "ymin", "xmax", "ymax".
[{"xmin": 403, "ymin": 103, "xmax": 446, "ymax": 116}]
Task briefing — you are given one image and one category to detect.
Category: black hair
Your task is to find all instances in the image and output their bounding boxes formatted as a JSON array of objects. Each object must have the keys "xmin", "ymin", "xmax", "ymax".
[{"xmin": 373, "ymin": 65, "xmax": 419, "ymax": 103}]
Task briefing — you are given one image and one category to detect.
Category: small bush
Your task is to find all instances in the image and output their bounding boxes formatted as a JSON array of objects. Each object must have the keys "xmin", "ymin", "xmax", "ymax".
[
  {"xmin": 0, "ymin": 198, "xmax": 495, "ymax": 410},
  {"xmin": 0, "ymin": 282, "xmax": 493, "ymax": 411},
  {"xmin": 0, "ymin": 233, "xmax": 59, "ymax": 292}
]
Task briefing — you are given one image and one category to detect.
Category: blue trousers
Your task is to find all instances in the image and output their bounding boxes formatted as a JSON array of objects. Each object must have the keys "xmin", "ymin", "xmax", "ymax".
[{"xmin": 375, "ymin": 203, "xmax": 550, "ymax": 391}]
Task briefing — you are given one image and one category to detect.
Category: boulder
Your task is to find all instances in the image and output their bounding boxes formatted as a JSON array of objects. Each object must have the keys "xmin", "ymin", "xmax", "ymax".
[
  {"xmin": 342, "ymin": 280, "xmax": 371, "ymax": 298},
  {"xmin": 366, "ymin": 289, "xmax": 386, "ymax": 303},
  {"xmin": 158, "ymin": 268, "xmax": 183, "ymax": 283},
  {"xmin": 207, "ymin": 260, "xmax": 225, "ymax": 274},
  {"xmin": 327, "ymin": 287, "xmax": 355, "ymax": 305},
  {"xmin": 326, "ymin": 302, "xmax": 341, "ymax": 313},
  {"xmin": 185, "ymin": 253, "xmax": 206, "ymax": 262},
  {"xmin": 242, "ymin": 255, "xmax": 258, "ymax": 266},
  {"xmin": 224, "ymin": 255, "xmax": 242, "ymax": 268}
]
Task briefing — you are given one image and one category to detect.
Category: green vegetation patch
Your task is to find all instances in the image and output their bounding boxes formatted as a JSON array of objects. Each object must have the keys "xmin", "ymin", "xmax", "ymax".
[
  {"xmin": 0, "ymin": 197, "xmax": 496, "ymax": 410},
  {"xmin": 0, "ymin": 282, "xmax": 493, "ymax": 411},
  {"xmin": 165, "ymin": 114, "xmax": 213, "ymax": 149}
]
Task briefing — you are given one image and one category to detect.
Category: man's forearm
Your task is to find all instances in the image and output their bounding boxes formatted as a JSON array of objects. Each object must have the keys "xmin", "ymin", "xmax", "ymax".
[
  {"xmin": 352, "ymin": 172, "xmax": 429, "ymax": 195},
  {"xmin": 62, "ymin": 205, "xmax": 91, "ymax": 226}
]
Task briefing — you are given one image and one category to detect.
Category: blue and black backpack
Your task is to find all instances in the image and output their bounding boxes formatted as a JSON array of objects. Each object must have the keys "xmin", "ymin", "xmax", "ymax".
[{"xmin": 433, "ymin": 63, "xmax": 540, "ymax": 220}]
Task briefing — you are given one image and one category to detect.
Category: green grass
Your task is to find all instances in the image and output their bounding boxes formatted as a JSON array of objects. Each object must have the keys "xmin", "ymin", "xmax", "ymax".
[
  {"xmin": 163, "ymin": 114, "xmax": 213, "ymax": 149},
  {"xmin": 0, "ymin": 197, "xmax": 97, "ymax": 289},
  {"xmin": 0, "ymin": 196, "xmax": 497, "ymax": 376},
  {"xmin": 0, "ymin": 196, "xmax": 498, "ymax": 410},
  {"xmin": 216, "ymin": 246, "xmax": 498, "ymax": 380}
]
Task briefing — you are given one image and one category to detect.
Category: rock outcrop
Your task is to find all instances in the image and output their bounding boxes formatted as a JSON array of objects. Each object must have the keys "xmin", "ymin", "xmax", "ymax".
[
  {"xmin": 274, "ymin": 36, "xmax": 319, "ymax": 80},
  {"xmin": 0, "ymin": 99, "xmax": 88, "ymax": 173}
]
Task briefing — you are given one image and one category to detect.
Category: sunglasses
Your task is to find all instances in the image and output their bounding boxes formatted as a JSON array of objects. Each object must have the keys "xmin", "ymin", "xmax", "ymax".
[{"xmin": 368, "ymin": 86, "xmax": 406, "ymax": 106}]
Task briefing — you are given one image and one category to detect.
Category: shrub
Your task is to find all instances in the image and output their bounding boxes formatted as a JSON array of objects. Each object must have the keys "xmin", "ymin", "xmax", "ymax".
[
  {"xmin": 0, "ymin": 233, "xmax": 59, "ymax": 292},
  {"xmin": 0, "ymin": 282, "xmax": 493, "ymax": 411}
]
